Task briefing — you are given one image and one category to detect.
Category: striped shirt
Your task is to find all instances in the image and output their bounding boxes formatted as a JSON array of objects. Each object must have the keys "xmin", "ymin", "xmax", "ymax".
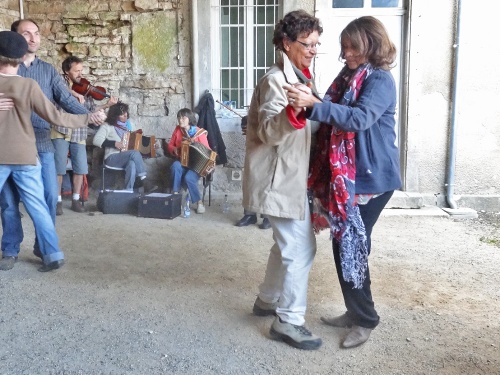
[{"xmin": 17, "ymin": 57, "xmax": 89, "ymax": 153}]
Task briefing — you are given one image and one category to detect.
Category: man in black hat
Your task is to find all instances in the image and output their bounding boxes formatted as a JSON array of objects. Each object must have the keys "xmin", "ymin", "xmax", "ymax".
[
  {"xmin": 0, "ymin": 19, "xmax": 104, "ymax": 270},
  {"xmin": 0, "ymin": 30, "xmax": 105, "ymax": 272}
]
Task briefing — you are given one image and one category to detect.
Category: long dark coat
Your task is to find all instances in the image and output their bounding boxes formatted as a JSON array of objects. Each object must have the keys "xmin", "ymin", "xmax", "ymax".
[{"xmin": 195, "ymin": 93, "xmax": 228, "ymax": 165}]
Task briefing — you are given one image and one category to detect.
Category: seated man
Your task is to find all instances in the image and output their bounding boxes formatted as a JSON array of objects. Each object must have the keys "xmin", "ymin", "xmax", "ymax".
[
  {"xmin": 92, "ymin": 102, "xmax": 155, "ymax": 192},
  {"xmin": 0, "ymin": 31, "xmax": 105, "ymax": 272},
  {"xmin": 167, "ymin": 108, "xmax": 210, "ymax": 214}
]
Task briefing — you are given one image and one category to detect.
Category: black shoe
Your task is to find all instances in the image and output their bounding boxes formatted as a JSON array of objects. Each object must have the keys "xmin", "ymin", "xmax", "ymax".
[
  {"xmin": 33, "ymin": 247, "xmax": 42, "ymax": 259},
  {"xmin": 0, "ymin": 256, "xmax": 18, "ymax": 271},
  {"xmin": 56, "ymin": 201, "xmax": 63, "ymax": 216},
  {"xmin": 235, "ymin": 214, "xmax": 257, "ymax": 227},
  {"xmin": 259, "ymin": 217, "xmax": 271, "ymax": 230},
  {"xmin": 38, "ymin": 259, "xmax": 64, "ymax": 272}
]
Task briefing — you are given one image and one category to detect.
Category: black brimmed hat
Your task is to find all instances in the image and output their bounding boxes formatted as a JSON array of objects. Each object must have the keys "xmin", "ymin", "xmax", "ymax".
[{"xmin": 0, "ymin": 31, "xmax": 28, "ymax": 59}]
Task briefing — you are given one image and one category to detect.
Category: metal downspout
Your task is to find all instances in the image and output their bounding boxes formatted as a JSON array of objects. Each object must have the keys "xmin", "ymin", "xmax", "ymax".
[
  {"xmin": 446, "ymin": 0, "xmax": 462, "ymax": 209},
  {"xmin": 191, "ymin": 0, "xmax": 199, "ymax": 107},
  {"xmin": 19, "ymin": 0, "xmax": 24, "ymax": 19}
]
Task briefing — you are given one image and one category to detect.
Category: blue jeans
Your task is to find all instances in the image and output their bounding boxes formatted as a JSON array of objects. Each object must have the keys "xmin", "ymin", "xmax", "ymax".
[
  {"xmin": 170, "ymin": 161, "xmax": 201, "ymax": 203},
  {"xmin": 104, "ymin": 151, "xmax": 146, "ymax": 190},
  {"xmin": 0, "ymin": 162, "xmax": 64, "ymax": 263},
  {"xmin": 0, "ymin": 152, "xmax": 58, "ymax": 255}
]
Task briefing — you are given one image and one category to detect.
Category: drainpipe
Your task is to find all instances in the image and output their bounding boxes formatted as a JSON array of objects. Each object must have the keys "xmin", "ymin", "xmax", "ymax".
[
  {"xmin": 446, "ymin": 0, "xmax": 462, "ymax": 209},
  {"xmin": 191, "ymin": 0, "xmax": 199, "ymax": 107},
  {"xmin": 19, "ymin": 0, "xmax": 24, "ymax": 19}
]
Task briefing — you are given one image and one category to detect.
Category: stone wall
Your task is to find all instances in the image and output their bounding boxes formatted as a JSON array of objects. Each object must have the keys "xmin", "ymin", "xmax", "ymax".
[
  {"xmin": 23, "ymin": 0, "xmax": 190, "ymax": 138},
  {"xmin": 0, "ymin": 0, "xmax": 20, "ymax": 29}
]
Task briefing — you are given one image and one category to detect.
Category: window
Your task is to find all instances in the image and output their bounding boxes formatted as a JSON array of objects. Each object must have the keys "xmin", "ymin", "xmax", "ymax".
[{"xmin": 211, "ymin": 0, "xmax": 281, "ymax": 111}]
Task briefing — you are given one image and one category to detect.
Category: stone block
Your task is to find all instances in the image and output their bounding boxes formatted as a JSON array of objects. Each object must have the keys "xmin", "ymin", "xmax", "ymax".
[
  {"xmin": 67, "ymin": 24, "xmax": 96, "ymax": 37},
  {"xmin": 72, "ymin": 37, "xmax": 96, "ymax": 44},
  {"xmin": 64, "ymin": 43, "xmax": 89, "ymax": 55},
  {"xmin": 120, "ymin": 1, "xmax": 136, "ymax": 11},
  {"xmin": 131, "ymin": 12, "xmax": 177, "ymax": 74},
  {"xmin": 100, "ymin": 44, "xmax": 122, "ymax": 58},
  {"xmin": 135, "ymin": 0, "xmax": 160, "ymax": 11}
]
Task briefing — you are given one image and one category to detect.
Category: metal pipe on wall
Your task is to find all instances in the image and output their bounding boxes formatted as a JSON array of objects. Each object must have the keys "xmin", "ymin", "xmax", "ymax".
[
  {"xmin": 191, "ymin": 0, "xmax": 199, "ymax": 107},
  {"xmin": 19, "ymin": 0, "xmax": 24, "ymax": 19},
  {"xmin": 446, "ymin": 0, "xmax": 462, "ymax": 210}
]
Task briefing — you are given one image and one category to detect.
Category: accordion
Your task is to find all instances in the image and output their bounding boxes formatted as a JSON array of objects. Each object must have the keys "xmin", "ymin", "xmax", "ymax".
[
  {"xmin": 121, "ymin": 131, "xmax": 156, "ymax": 158},
  {"xmin": 180, "ymin": 141, "xmax": 217, "ymax": 177}
]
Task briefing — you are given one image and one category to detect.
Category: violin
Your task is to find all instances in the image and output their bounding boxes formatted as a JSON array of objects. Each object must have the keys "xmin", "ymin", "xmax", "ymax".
[{"xmin": 72, "ymin": 78, "xmax": 110, "ymax": 101}]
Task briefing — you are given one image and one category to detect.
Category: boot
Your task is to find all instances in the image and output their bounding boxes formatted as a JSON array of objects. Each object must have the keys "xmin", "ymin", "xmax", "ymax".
[{"xmin": 71, "ymin": 199, "xmax": 85, "ymax": 213}]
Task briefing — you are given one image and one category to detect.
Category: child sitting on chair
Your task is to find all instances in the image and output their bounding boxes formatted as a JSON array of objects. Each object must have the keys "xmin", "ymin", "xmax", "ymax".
[{"xmin": 167, "ymin": 108, "xmax": 210, "ymax": 214}]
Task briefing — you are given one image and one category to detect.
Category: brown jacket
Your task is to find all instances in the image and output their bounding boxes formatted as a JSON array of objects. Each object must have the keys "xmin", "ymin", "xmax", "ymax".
[
  {"xmin": 0, "ymin": 73, "xmax": 91, "ymax": 165},
  {"xmin": 242, "ymin": 53, "xmax": 314, "ymax": 220}
]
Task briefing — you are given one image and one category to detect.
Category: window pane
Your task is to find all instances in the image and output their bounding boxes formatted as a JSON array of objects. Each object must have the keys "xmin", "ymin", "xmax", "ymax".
[
  {"xmin": 333, "ymin": 0, "xmax": 363, "ymax": 8},
  {"xmin": 372, "ymin": 0, "xmax": 400, "ymax": 7},
  {"xmin": 221, "ymin": 28, "xmax": 229, "ymax": 67},
  {"xmin": 221, "ymin": 0, "xmax": 229, "ymax": 6},
  {"xmin": 256, "ymin": 5, "xmax": 265, "ymax": 24},
  {"xmin": 265, "ymin": 26, "xmax": 275, "ymax": 67},
  {"xmin": 239, "ymin": 6, "xmax": 244, "ymax": 23},
  {"xmin": 266, "ymin": 6, "xmax": 275, "ymax": 24},
  {"xmin": 230, "ymin": 0, "xmax": 238, "ymax": 6},
  {"xmin": 221, "ymin": 7, "xmax": 229, "ymax": 24},
  {"xmin": 255, "ymin": 27, "xmax": 265, "ymax": 67},
  {"xmin": 230, "ymin": 27, "xmax": 240, "ymax": 66},
  {"xmin": 230, "ymin": 5, "xmax": 238, "ymax": 24},
  {"xmin": 230, "ymin": 69, "xmax": 239, "ymax": 103},
  {"xmin": 221, "ymin": 67, "xmax": 230, "ymax": 102}
]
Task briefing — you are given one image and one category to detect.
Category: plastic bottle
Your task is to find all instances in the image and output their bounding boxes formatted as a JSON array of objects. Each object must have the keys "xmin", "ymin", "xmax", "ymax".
[
  {"xmin": 183, "ymin": 194, "xmax": 191, "ymax": 218},
  {"xmin": 222, "ymin": 194, "xmax": 230, "ymax": 214}
]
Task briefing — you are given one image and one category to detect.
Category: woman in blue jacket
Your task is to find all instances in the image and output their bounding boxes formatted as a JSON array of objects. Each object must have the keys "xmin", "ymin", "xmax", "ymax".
[{"xmin": 285, "ymin": 16, "xmax": 402, "ymax": 349}]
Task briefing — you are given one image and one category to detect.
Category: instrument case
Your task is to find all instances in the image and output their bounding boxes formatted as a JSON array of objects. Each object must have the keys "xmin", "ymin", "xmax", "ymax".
[
  {"xmin": 137, "ymin": 193, "xmax": 182, "ymax": 219},
  {"xmin": 97, "ymin": 190, "xmax": 141, "ymax": 215}
]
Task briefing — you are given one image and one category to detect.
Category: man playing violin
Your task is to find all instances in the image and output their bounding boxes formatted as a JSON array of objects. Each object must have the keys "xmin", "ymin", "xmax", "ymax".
[
  {"xmin": 51, "ymin": 56, "xmax": 118, "ymax": 215},
  {"xmin": 0, "ymin": 19, "xmax": 105, "ymax": 270}
]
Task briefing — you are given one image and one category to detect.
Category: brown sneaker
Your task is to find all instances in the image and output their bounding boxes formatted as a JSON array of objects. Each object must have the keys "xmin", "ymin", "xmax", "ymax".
[
  {"xmin": 71, "ymin": 199, "xmax": 85, "ymax": 213},
  {"xmin": 56, "ymin": 201, "xmax": 63, "ymax": 216}
]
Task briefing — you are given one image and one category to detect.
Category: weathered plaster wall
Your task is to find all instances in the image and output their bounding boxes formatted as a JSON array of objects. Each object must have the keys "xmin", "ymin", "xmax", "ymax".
[
  {"xmin": 452, "ymin": 2, "xmax": 500, "ymax": 197},
  {"xmin": 406, "ymin": 0, "xmax": 499, "ymax": 207},
  {"xmin": 406, "ymin": 1, "xmax": 455, "ymax": 195}
]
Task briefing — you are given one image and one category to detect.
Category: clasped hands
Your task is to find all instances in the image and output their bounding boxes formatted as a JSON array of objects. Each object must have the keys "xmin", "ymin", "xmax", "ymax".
[{"xmin": 283, "ymin": 83, "xmax": 320, "ymax": 113}]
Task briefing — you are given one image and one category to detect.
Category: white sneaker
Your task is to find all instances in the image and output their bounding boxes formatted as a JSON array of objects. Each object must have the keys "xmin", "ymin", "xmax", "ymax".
[{"xmin": 196, "ymin": 202, "xmax": 205, "ymax": 214}]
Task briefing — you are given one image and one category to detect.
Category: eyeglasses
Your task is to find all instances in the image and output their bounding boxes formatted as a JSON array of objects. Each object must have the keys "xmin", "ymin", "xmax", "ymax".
[{"xmin": 294, "ymin": 40, "xmax": 321, "ymax": 51}]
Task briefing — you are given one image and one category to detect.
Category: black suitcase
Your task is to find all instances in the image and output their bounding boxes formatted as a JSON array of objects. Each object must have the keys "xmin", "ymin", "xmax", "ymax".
[
  {"xmin": 137, "ymin": 193, "xmax": 182, "ymax": 219},
  {"xmin": 97, "ymin": 190, "xmax": 141, "ymax": 215}
]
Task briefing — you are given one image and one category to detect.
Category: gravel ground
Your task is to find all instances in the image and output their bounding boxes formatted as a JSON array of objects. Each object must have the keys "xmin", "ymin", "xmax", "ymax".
[{"xmin": 0, "ymin": 198, "xmax": 499, "ymax": 375}]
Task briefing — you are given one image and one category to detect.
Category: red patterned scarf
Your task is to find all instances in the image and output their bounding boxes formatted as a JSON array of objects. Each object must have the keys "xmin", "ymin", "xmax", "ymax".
[{"xmin": 308, "ymin": 63, "xmax": 373, "ymax": 288}]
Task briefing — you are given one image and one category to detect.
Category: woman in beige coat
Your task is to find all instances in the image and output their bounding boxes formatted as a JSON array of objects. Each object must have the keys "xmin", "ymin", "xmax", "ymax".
[{"xmin": 243, "ymin": 10, "xmax": 323, "ymax": 350}]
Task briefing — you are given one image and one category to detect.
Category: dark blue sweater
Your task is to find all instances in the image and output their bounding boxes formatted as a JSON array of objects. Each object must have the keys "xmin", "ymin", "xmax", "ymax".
[{"xmin": 308, "ymin": 68, "xmax": 402, "ymax": 194}]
